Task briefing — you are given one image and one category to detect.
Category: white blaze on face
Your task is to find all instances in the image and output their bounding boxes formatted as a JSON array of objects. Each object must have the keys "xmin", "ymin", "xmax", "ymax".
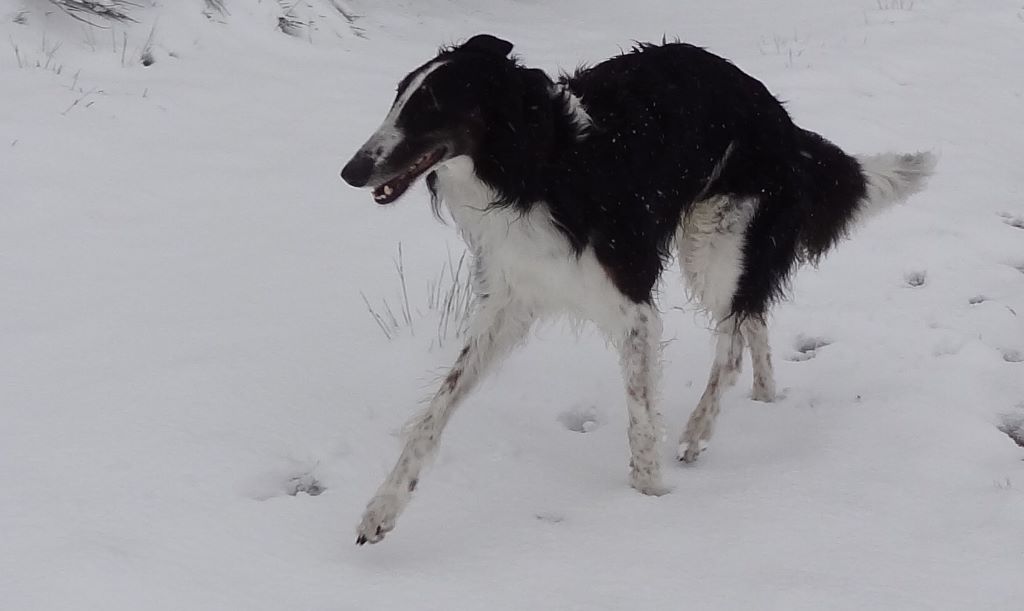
[{"xmin": 359, "ymin": 60, "xmax": 449, "ymax": 164}]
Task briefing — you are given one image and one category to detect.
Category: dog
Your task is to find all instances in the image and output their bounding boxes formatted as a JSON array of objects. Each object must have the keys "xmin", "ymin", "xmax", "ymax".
[{"xmin": 341, "ymin": 34, "xmax": 935, "ymax": 544}]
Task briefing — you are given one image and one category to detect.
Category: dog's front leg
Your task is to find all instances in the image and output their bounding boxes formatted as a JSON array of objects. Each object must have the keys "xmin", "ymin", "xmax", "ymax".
[
  {"xmin": 618, "ymin": 303, "xmax": 668, "ymax": 496},
  {"xmin": 356, "ymin": 298, "xmax": 533, "ymax": 545}
]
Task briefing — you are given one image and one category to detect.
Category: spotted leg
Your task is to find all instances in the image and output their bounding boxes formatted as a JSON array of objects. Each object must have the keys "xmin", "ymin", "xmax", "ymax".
[
  {"xmin": 741, "ymin": 317, "xmax": 776, "ymax": 402},
  {"xmin": 355, "ymin": 299, "xmax": 533, "ymax": 545},
  {"xmin": 678, "ymin": 318, "xmax": 743, "ymax": 463},
  {"xmin": 618, "ymin": 303, "xmax": 669, "ymax": 495}
]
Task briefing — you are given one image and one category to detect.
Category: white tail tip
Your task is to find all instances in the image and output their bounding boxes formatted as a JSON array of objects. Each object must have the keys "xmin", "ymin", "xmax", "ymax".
[{"xmin": 855, "ymin": 151, "xmax": 937, "ymax": 221}]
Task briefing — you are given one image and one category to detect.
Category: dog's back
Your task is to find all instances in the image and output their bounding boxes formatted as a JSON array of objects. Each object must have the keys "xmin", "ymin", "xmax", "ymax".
[{"xmin": 561, "ymin": 43, "xmax": 933, "ymax": 317}]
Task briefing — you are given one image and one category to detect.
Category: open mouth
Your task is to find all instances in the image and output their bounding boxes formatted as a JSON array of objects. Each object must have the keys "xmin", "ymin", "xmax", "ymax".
[{"xmin": 372, "ymin": 147, "xmax": 447, "ymax": 205}]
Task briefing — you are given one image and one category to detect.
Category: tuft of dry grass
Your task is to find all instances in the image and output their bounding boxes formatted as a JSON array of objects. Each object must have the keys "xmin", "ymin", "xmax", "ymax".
[
  {"xmin": 876, "ymin": 0, "xmax": 915, "ymax": 10},
  {"xmin": 48, "ymin": 0, "xmax": 139, "ymax": 27},
  {"xmin": 426, "ymin": 249, "xmax": 475, "ymax": 349},
  {"xmin": 361, "ymin": 245, "xmax": 475, "ymax": 348},
  {"xmin": 204, "ymin": 0, "xmax": 228, "ymax": 15},
  {"xmin": 10, "ymin": 34, "xmax": 66, "ymax": 75}
]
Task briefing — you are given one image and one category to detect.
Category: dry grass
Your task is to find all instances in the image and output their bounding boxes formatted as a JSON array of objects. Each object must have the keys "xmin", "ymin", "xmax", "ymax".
[
  {"xmin": 876, "ymin": 0, "xmax": 915, "ymax": 10},
  {"xmin": 48, "ymin": 0, "xmax": 139, "ymax": 26},
  {"xmin": 361, "ymin": 245, "xmax": 475, "ymax": 348}
]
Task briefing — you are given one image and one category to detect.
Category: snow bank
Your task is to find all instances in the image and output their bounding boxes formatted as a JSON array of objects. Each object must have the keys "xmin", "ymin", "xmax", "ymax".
[{"xmin": 2, "ymin": 1, "xmax": 1022, "ymax": 609}]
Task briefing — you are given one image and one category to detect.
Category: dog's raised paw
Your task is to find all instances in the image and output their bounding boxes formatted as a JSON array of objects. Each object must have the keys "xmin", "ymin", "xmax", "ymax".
[{"xmin": 355, "ymin": 494, "xmax": 401, "ymax": 545}]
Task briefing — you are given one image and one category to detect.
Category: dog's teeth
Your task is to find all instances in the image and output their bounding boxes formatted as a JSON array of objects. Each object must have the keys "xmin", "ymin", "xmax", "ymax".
[{"xmin": 383, "ymin": 185, "xmax": 393, "ymax": 195}]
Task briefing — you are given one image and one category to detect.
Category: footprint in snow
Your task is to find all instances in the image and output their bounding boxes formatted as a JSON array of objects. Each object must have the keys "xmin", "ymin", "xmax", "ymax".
[
  {"xmin": 286, "ymin": 473, "xmax": 325, "ymax": 496},
  {"xmin": 970, "ymin": 295, "xmax": 1018, "ymax": 317},
  {"xmin": 1002, "ymin": 349, "xmax": 1023, "ymax": 363},
  {"xmin": 904, "ymin": 270, "xmax": 927, "ymax": 288},
  {"xmin": 535, "ymin": 512, "xmax": 566, "ymax": 524},
  {"xmin": 246, "ymin": 468, "xmax": 325, "ymax": 500},
  {"xmin": 998, "ymin": 410, "xmax": 1024, "ymax": 449},
  {"xmin": 558, "ymin": 404, "xmax": 602, "ymax": 433},
  {"xmin": 788, "ymin": 335, "xmax": 831, "ymax": 361},
  {"xmin": 998, "ymin": 212, "xmax": 1024, "ymax": 230}
]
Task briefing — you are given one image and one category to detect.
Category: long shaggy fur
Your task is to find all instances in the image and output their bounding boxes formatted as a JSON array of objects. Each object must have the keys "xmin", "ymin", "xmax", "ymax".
[{"xmin": 341, "ymin": 34, "xmax": 936, "ymax": 544}]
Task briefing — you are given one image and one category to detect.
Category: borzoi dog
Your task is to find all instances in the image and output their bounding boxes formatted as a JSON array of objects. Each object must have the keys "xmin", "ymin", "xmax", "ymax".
[{"xmin": 341, "ymin": 34, "xmax": 935, "ymax": 544}]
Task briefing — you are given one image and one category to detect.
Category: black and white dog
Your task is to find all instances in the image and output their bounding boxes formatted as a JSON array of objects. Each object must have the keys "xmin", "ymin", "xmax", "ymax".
[{"xmin": 341, "ymin": 34, "xmax": 935, "ymax": 544}]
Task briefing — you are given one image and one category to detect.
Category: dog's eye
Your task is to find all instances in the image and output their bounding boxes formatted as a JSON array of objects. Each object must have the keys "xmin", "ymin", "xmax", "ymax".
[{"xmin": 406, "ymin": 89, "xmax": 444, "ymax": 120}]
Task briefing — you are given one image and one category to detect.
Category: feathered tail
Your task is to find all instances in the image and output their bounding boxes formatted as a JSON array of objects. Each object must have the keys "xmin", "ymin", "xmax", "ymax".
[
  {"xmin": 795, "ymin": 128, "xmax": 937, "ymax": 260},
  {"xmin": 854, "ymin": 150, "xmax": 938, "ymax": 222}
]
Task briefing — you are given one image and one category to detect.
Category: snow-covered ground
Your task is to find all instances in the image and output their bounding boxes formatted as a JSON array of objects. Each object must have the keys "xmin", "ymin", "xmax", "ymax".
[{"xmin": 3, "ymin": 1, "xmax": 1023, "ymax": 609}]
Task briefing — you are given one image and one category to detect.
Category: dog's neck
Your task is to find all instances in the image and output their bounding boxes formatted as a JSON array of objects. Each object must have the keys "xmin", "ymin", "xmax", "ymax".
[{"xmin": 470, "ymin": 67, "xmax": 588, "ymax": 211}]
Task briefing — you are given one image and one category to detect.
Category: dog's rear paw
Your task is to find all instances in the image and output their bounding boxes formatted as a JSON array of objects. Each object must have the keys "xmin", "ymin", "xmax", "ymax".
[
  {"xmin": 677, "ymin": 439, "xmax": 708, "ymax": 463},
  {"xmin": 630, "ymin": 476, "xmax": 670, "ymax": 496},
  {"xmin": 751, "ymin": 384, "xmax": 776, "ymax": 403},
  {"xmin": 629, "ymin": 457, "xmax": 668, "ymax": 496},
  {"xmin": 355, "ymin": 494, "xmax": 401, "ymax": 545}
]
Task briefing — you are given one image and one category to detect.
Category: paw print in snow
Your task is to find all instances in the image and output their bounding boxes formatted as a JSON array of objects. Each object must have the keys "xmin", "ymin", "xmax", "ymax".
[
  {"xmin": 558, "ymin": 404, "xmax": 602, "ymax": 433},
  {"xmin": 999, "ymin": 212, "xmax": 1024, "ymax": 230},
  {"xmin": 286, "ymin": 473, "xmax": 325, "ymax": 496},
  {"xmin": 904, "ymin": 270, "xmax": 927, "ymax": 288},
  {"xmin": 788, "ymin": 335, "xmax": 831, "ymax": 361},
  {"xmin": 1002, "ymin": 349, "xmax": 1023, "ymax": 363}
]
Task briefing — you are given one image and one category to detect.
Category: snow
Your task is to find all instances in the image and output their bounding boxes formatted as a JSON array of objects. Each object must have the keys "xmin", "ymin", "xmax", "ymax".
[{"xmin": 2, "ymin": 0, "xmax": 1023, "ymax": 609}]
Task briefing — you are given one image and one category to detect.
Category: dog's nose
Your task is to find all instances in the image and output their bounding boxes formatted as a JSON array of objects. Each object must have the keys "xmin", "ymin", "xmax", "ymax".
[{"xmin": 341, "ymin": 153, "xmax": 375, "ymax": 187}]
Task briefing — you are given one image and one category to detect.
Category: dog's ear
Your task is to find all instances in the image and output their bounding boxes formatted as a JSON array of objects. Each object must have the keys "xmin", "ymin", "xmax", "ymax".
[{"xmin": 462, "ymin": 34, "xmax": 514, "ymax": 57}]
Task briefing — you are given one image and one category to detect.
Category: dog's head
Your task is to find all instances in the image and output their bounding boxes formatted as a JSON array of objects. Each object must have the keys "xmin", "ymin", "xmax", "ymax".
[{"xmin": 341, "ymin": 34, "xmax": 516, "ymax": 205}]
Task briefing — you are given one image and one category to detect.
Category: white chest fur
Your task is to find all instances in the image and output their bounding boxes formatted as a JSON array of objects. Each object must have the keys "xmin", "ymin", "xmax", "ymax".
[{"xmin": 432, "ymin": 157, "xmax": 629, "ymax": 334}]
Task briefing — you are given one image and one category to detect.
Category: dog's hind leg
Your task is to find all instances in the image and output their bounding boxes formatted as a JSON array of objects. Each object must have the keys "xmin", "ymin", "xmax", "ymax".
[
  {"xmin": 355, "ymin": 298, "xmax": 533, "ymax": 545},
  {"xmin": 678, "ymin": 319, "xmax": 744, "ymax": 462},
  {"xmin": 741, "ymin": 317, "xmax": 776, "ymax": 402},
  {"xmin": 676, "ymin": 195, "xmax": 757, "ymax": 463},
  {"xmin": 618, "ymin": 303, "xmax": 668, "ymax": 496}
]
